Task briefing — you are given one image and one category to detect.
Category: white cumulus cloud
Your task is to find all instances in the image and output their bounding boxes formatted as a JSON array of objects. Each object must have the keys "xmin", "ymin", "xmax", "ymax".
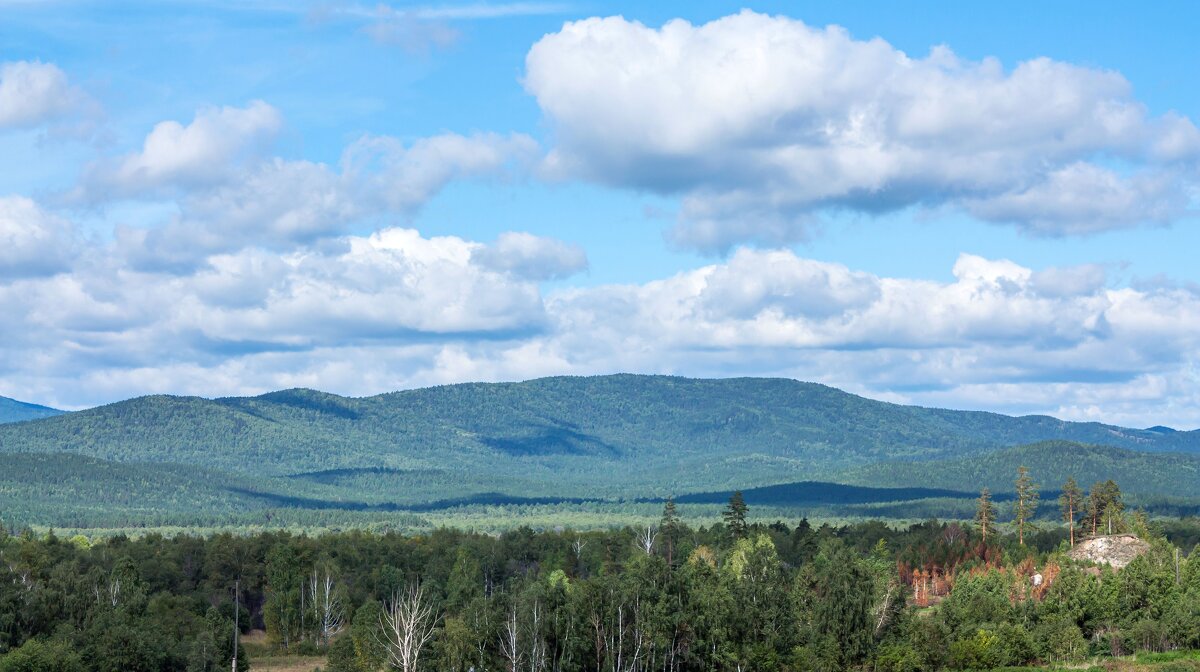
[
  {"xmin": 74, "ymin": 102, "xmax": 539, "ymax": 267},
  {"xmin": 81, "ymin": 101, "xmax": 283, "ymax": 197},
  {"xmin": 472, "ymin": 231, "xmax": 588, "ymax": 280},
  {"xmin": 525, "ymin": 11, "xmax": 1200, "ymax": 251},
  {"xmin": 0, "ymin": 196, "xmax": 78, "ymax": 279},
  {"xmin": 3, "ymin": 234, "xmax": 1200, "ymax": 427},
  {"xmin": 0, "ymin": 60, "xmax": 83, "ymax": 130}
]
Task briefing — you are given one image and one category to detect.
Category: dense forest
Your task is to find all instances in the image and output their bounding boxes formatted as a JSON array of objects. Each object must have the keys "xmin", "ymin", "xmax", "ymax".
[
  {"xmin": 4, "ymin": 377, "xmax": 1200, "ymax": 531},
  {"xmin": 5, "ymin": 479, "xmax": 1200, "ymax": 672},
  {"xmin": 841, "ymin": 440, "xmax": 1200, "ymax": 499}
]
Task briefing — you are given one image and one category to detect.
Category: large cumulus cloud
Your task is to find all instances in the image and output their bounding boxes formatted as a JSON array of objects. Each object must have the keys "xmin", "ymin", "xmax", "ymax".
[
  {"xmin": 525, "ymin": 11, "xmax": 1200, "ymax": 252},
  {"xmin": 0, "ymin": 225, "xmax": 582, "ymax": 403}
]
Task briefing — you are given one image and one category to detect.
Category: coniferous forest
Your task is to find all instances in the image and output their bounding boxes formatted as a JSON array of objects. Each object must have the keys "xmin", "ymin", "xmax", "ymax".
[{"xmin": 6, "ymin": 483, "xmax": 1200, "ymax": 672}]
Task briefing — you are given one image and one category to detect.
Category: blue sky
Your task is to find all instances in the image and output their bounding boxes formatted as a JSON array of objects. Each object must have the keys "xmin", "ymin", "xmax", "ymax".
[{"xmin": 2, "ymin": 1, "xmax": 1199, "ymax": 427}]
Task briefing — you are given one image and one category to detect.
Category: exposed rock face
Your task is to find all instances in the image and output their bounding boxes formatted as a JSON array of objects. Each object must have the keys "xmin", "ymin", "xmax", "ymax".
[{"xmin": 1067, "ymin": 534, "xmax": 1150, "ymax": 569}]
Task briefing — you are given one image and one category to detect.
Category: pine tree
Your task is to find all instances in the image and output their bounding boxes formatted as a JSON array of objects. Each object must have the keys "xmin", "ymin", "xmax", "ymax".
[
  {"xmin": 723, "ymin": 491, "xmax": 748, "ymax": 540},
  {"xmin": 1014, "ymin": 466, "xmax": 1039, "ymax": 546},
  {"xmin": 975, "ymin": 488, "xmax": 996, "ymax": 542},
  {"xmin": 660, "ymin": 496, "xmax": 681, "ymax": 566},
  {"xmin": 1086, "ymin": 480, "xmax": 1124, "ymax": 535},
  {"xmin": 1059, "ymin": 477, "xmax": 1083, "ymax": 547}
]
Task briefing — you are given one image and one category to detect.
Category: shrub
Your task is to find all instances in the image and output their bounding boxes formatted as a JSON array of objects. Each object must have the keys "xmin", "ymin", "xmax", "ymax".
[
  {"xmin": 873, "ymin": 642, "xmax": 926, "ymax": 672},
  {"xmin": 949, "ymin": 629, "xmax": 1006, "ymax": 670},
  {"xmin": 0, "ymin": 639, "xmax": 84, "ymax": 672},
  {"xmin": 1033, "ymin": 615, "xmax": 1088, "ymax": 663}
]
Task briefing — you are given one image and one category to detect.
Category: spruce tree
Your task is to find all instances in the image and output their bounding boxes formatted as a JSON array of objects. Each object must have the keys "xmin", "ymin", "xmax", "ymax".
[
  {"xmin": 975, "ymin": 488, "xmax": 996, "ymax": 542},
  {"xmin": 1086, "ymin": 480, "xmax": 1124, "ymax": 535},
  {"xmin": 1014, "ymin": 466, "xmax": 1039, "ymax": 546},
  {"xmin": 660, "ymin": 496, "xmax": 681, "ymax": 566},
  {"xmin": 723, "ymin": 491, "xmax": 749, "ymax": 540}
]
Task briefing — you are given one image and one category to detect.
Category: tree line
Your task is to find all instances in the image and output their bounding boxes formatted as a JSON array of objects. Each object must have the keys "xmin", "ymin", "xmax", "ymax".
[
  {"xmin": 3, "ymin": 477, "xmax": 1200, "ymax": 671},
  {"xmin": 975, "ymin": 469, "xmax": 1130, "ymax": 549}
]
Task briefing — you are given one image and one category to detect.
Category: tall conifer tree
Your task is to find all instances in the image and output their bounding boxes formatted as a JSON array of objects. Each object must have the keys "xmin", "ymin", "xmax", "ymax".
[
  {"xmin": 1014, "ymin": 466, "xmax": 1039, "ymax": 546},
  {"xmin": 975, "ymin": 488, "xmax": 996, "ymax": 542},
  {"xmin": 1060, "ymin": 477, "xmax": 1083, "ymax": 547},
  {"xmin": 723, "ymin": 491, "xmax": 748, "ymax": 540}
]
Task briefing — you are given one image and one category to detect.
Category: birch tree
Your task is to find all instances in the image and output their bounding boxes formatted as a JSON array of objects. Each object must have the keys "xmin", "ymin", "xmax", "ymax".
[
  {"xmin": 309, "ymin": 568, "xmax": 345, "ymax": 647},
  {"xmin": 636, "ymin": 525, "xmax": 657, "ymax": 556},
  {"xmin": 500, "ymin": 606, "xmax": 523, "ymax": 672},
  {"xmin": 378, "ymin": 582, "xmax": 439, "ymax": 672}
]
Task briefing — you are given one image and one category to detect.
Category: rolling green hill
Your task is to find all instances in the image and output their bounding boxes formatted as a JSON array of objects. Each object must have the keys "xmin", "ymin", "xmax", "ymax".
[
  {"xmin": 2, "ymin": 375, "xmax": 1197, "ymax": 496},
  {"xmin": 0, "ymin": 395, "xmax": 64, "ymax": 424},
  {"xmin": 0, "ymin": 452, "xmax": 440, "ymax": 530},
  {"xmin": 0, "ymin": 452, "xmax": 263, "ymax": 526},
  {"xmin": 1, "ymin": 376, "xmax": 1198, "ymax": 528}
]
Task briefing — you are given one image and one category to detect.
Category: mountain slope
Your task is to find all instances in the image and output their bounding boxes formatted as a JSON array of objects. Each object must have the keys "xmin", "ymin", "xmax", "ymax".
[
  {"xmin": 1, "ymin": 375, "xmax": 1197, "ymax": 503},
  {"xmin": 837, "ymin": 440, "xmax": 1200, "ymax": 498},
  {"xmin": 0, "ymin": 395, "xmax": 64, "ymax": 424},
  {"xmin": 0, "ymin": 452, "xmax": 434, "ymax": 529}
]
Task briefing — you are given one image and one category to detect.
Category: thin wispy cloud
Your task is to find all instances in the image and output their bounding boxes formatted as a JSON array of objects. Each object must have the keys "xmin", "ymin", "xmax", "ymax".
[
  {"xmin": 315, "ymin": 2, "xmax": 572, "ymax": 52},
  {"xmin": 336, "ymin": 2, "xmax": 571, "ymax": 20}
]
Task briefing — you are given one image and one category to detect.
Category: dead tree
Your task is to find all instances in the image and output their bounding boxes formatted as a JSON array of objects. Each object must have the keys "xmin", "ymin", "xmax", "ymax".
[{"xmin": 378, "ymin": 582, "xmax": 439, "ymax": 672}]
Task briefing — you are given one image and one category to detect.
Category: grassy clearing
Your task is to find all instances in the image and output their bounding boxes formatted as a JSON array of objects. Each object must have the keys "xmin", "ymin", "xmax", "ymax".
[
  {"xmin": 247, "ymin": 655, "xmax": 326, "ymax": 672},
  {"xmin": 998, "ymin": 650, "xmax": 1200, "ymax": 671},
  {"xmin": 240, "ymin": 630, "xmax": 327, "ymax": 672},
  {"xmin": 30, "ymin": 501, "xmax": 940, "ymax": 539}
]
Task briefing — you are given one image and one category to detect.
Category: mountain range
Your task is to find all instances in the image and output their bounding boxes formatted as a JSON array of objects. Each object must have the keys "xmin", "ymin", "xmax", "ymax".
[
  {"xmin": 0, "ymin": 395, "xmax": 64, "ymax": 424},
  {"xmin": 0, "ymin": 375, "xmax": 1196, "ymax": 528}
]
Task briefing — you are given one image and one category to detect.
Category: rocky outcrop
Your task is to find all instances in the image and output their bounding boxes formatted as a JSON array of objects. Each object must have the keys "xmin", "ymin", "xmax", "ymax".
[{"xmin": 1067, "ymin": 534, "xmax": 1150, "ymax": 569}]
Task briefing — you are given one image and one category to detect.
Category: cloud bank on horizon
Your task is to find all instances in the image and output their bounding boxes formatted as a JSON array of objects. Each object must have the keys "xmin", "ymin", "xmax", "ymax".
[{"xmin": 1, "ymin": 5, "xmax": 1199, "ymax": 427}]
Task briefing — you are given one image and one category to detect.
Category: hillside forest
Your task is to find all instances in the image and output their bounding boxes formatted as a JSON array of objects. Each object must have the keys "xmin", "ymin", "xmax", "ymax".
[{"xmin": 4, "ymin": 377, "xmax": 1200, "ymax": 532}]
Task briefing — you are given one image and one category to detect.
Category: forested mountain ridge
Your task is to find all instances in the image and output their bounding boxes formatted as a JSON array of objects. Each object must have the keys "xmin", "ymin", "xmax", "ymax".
[
  {"xmin": 0, "ymin": 395, "xmax": 64, "ymax": 424},
  {"xmin": 1, "ymin": 375, "xmax": 1197, "ymax": 495},
  {"xmin": 2, "ymin": 377, "xmax": 1200, "ymax": 529}
]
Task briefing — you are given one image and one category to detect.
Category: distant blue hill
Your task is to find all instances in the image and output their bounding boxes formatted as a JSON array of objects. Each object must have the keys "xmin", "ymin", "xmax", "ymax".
[{"xmin": 0, "ymin": 396, "xmax": 64, "ymax": 424}]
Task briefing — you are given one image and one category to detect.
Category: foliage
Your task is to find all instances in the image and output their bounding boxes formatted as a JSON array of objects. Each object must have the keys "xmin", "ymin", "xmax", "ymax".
[
  {"xmin": 977, "ymin": 488, "xmax": 997, "ymax": 541},
  {"xmin": 3, "ymin": 510, "xmax": 1200, "ymax": 671},
  {"xmin": 842, "ymin": 441, "xmax": 1200, "ymax": 503},
  {"xmin": 1014, "ymin": 466, "xmax": 1039, "ymax": 545}
]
